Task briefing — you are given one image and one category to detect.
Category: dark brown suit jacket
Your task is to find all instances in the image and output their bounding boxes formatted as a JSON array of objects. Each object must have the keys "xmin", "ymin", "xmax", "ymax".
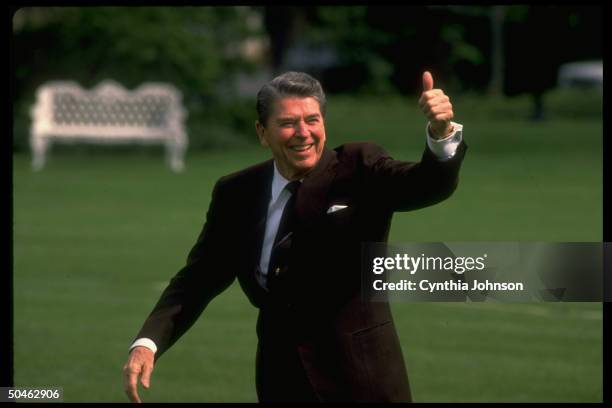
[{"xmin": 135, "ymin": 140, "xmax": 467, "ymax": 402}]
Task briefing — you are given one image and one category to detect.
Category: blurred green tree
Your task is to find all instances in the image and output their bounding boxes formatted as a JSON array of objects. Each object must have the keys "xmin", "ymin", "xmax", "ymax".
[
  {"xmin": 12, "ymin": 6, "xmax": 264, "ymax": 150},
  {"xmin": 503, "ymin": 5, "xmax": 602, "ymax": 120},
  {"xmin": 279, "ymin": 6, "xmax": 489, "ymax": 95},
  {"xmin": 13, "ymin": 6, "xmax": 258, "ymax": 101},
  {"xmin": 259, "ymin": 5, "xmax": 600, "ymax": 100},
  {"xmin": 308, "ymin": 6, "xmax": 395, "ymax": 94}
]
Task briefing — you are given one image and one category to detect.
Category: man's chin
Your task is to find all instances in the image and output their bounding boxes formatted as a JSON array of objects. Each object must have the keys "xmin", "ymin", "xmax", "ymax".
[{"xmin": 288, "ymin": 162, "xmax": 316, "ymax": 179}]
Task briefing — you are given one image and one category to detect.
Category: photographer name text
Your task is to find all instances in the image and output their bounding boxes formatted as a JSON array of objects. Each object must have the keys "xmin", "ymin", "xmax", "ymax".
[
  {"xmin": 371, "ymin": 254, "xmax": 524, "ymax": 292},
  {"xmin": 373, "ymin": 279, "xmax": 524, "ymax": 292}
]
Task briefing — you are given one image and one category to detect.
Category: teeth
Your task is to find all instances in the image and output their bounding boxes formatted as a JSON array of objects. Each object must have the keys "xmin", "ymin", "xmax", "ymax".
[{"xmin": 290, "ymin": 144, "xmax": 312, "ymax": 152}]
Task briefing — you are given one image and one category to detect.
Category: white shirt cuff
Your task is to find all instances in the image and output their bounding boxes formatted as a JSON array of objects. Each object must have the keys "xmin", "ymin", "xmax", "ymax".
[
  {"xmin": 129, "ymin": 338, "xmax": 158, "ymax": 354},
  {"xmin": 426, "ymin": 121, "xmax": 463, "ymax": 161}
]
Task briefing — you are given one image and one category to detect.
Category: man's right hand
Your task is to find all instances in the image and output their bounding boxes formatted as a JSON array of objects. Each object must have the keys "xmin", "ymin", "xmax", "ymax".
[{"xmin": 123, "ymin": 346, "xmax": 155, "ymax": 403}]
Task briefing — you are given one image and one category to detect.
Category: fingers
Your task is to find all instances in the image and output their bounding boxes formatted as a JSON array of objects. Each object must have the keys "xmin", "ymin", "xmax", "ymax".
[
  {"xmin": 123, "ymin": 362, "xmax": 142, "ymax": 403},
  {"xmin": 429, "ymin": 111, "xmax": 454, "ymax": 123},
  {"xmin": 422, "ymin": 101, "xmax": 453, "ymax": 116},
  {"xmin": 141, "ymin": 362, "xmax": 153, "ymax": 389},
  {"xmin": 419, "ymin": 94, "xmax": 453, "ymax": 124},
  {"xmin": 422, "ymin": 71, "xmax": 434, "ymax": 92},
  {"xmin": 123, "ymin": 347, "xmax": 155, "ymax": 403},
  {"xmin": 418, "ymin": 92, "xmax": 450, "ymax": 112}
]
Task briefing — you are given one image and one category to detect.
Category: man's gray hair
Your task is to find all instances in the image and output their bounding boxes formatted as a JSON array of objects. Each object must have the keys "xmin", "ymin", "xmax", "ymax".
[{"xmin": 256, "ymin": 71, "xmax": 327, "ymax": 126}]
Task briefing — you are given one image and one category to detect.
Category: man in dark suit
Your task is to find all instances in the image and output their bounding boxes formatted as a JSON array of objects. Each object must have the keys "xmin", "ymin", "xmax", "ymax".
[{"xmin": 123, "ymin": 71, "xmax": 467, "ymax": 402}]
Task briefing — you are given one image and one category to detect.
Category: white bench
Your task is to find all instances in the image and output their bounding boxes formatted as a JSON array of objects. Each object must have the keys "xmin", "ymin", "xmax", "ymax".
[{"xmin": 30, "ymin": 80, "xmax": 188, "ymax": 172}]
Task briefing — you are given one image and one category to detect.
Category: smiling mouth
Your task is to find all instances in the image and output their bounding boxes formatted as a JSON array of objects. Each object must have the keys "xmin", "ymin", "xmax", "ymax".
[{"xmin": 289, "ymin": 144, "xmax": 314, "ymax": 152}]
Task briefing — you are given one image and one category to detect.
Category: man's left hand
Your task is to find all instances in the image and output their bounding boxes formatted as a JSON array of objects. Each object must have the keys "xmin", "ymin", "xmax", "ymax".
[{"xmin": 418, "ymin": 71, "xmax": 454, "ymax": 139}]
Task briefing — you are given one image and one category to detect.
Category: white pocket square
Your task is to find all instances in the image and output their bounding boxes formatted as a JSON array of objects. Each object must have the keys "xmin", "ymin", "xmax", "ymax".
[{"xmin": 327, "ymin": 204, "xmax": 349, "ymax": 214}]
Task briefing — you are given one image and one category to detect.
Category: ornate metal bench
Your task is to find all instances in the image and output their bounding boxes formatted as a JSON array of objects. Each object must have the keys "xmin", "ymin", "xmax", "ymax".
[{"xmin": 30, "ymin": 80, "xmax": 188, "ymax": 172}]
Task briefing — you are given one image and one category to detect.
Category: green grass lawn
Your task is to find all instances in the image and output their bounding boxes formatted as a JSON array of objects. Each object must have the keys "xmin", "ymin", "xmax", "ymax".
[{"xmin": 12, "ymin": 94, "xmax": 602, "ymax": 402}]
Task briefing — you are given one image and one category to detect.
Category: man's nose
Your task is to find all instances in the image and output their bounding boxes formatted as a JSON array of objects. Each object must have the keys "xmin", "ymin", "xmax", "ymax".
[{"xmin": 295, "ymin": 120, "xmax": 309, "ymax": 137}]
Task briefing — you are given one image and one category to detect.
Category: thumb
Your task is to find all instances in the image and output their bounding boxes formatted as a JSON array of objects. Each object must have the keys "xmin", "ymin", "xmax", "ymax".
[{"xmin": 422, "ymin": 71, "xmax": 434, "ymax": 92}]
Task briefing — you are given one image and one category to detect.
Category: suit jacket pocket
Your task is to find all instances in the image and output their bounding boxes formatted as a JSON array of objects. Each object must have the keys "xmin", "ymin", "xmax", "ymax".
[{"xmin": 324, "ymin": 205, "xmax": 355, "ymax": 230}]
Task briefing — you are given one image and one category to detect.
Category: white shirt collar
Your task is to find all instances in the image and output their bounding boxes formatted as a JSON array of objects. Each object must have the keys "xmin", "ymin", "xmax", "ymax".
[
  {"xmin": 271, "ymin": 161, "xmax": 292, "ymax": 207},
  {"xmin": 271, "ymin": 161, "xmax": 304, "ymax": 206}
]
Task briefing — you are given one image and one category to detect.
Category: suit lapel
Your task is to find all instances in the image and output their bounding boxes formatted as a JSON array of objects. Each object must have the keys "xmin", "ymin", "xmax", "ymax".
[
  {"xmin": 296, "ymin": 148, "xmax": 339, "ymax": 225},
  {"xmin": 250, "ymin": 160, "xmax": 274, "ymax": 264},
  {"xmin": 244, "ymin": 149, "xmax": 338, "ymax": 260},
  {"xmin": 234, "ymin": 160, "xmax": 274, "ymax": 307},
  {"xmin": 237, "ymin": 151, "xmax": 338, "ymax": 306}
]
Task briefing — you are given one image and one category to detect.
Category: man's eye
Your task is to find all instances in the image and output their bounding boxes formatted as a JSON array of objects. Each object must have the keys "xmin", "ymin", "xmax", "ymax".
[{"xmin": 307, "ymin": 118, "xmax": 319, "ymax": 124}]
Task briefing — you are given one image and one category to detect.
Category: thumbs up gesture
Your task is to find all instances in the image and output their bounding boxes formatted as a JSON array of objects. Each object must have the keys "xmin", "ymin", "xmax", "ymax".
[{"xmin": 418, "ymin": 71, "xmax": 454, "ymax": 139}]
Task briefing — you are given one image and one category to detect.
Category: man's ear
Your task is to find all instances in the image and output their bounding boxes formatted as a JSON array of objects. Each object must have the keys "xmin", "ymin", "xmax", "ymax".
[{"xmin": 255, "ymin": 120, "xmax": 269, "ymax": 147}]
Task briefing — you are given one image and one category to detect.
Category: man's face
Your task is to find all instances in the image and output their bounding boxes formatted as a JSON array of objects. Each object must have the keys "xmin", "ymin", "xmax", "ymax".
[{"xmin": 256, "ymin": 96, "xmax": 326, "ymax": 180}]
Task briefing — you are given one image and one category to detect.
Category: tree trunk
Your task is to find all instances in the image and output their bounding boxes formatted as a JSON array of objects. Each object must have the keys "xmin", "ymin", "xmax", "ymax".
[{"xmin": 488, "ymin": 6, "xmax": 505, "ymax": 96}]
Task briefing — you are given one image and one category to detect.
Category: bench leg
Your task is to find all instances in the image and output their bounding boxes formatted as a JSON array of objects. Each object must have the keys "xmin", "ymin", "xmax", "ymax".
[
  {"xmin": 166, "ymin": 140, "xmax": 186, "ymax": 172},
  {"xmin": 31, "ymin": 136, "xmax": 49, "ymax": 171}
]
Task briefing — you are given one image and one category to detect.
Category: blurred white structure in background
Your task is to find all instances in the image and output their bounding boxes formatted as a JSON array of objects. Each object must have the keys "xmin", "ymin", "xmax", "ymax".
[
  {"xmin": 557, "ymin": 60, "xmax": 603, "ymax": 90},
  {"xmin": 30, "ymin": 80, "xmax": 188, "ymax": 172}
]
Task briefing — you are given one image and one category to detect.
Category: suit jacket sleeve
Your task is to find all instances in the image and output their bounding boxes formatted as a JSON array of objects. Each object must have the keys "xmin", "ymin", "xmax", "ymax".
[
  {"xmin": 361, "ymin": 140, "xmax": 467, "ymax": 212},
  {"xmin": 134, "ymin": 178, "xmax": 236, "ymax": 360}
]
